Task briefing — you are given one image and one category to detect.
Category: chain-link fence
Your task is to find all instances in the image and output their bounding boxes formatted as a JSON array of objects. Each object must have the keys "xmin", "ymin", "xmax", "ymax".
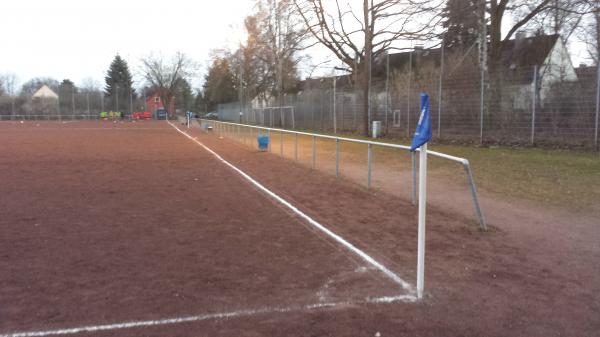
[
  {"xmin": 215, "ymin": 51, "xmax": 599, "ymax": 148},
  {"xmin": 0, "ymin": 91, "xmax": 150, "ymax": 120}
]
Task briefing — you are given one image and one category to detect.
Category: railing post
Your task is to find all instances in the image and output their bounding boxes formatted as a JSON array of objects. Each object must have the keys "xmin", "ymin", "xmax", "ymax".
[
  {"xmin": 463, "ymin": 161, "xmax": 487, "ymax": 230},
  {"xmin": 312, "ymin": 135, "xmax": 316, "ymax": 169},
  {"xmin": 411, "ymin": 151, "xmax": 417, "ymax": 205},
  {"xmin": 335, "ymin": 138, "xmax": 340, "ymax": 178},
  {"xmin": 295, "ymin": 133, "xmax": 298, "ymax": 161},
  {"xmin": 367, "ymin": 143, "xmax": 372, "ymax": 189}
]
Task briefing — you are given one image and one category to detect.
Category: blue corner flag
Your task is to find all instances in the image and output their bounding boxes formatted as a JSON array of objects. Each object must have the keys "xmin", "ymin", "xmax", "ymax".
[{"xmin": 410, "ymin": 93, "xmax": 433, "ymax": 151}]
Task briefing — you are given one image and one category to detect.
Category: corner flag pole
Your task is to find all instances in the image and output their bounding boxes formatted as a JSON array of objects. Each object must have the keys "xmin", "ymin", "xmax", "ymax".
[
  {"xmin": 417, "ymin": 142, "xmax": 427, "ymax": 299},
  {"xmin": 411, "ymin": 93, "xmax": 432, "ymax": 300}
]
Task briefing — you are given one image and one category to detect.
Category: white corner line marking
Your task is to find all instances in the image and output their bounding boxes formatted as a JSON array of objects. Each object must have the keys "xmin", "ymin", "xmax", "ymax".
[
  {"xmin": 0, "ymin": 295, "xmax": 415, "ymax": 337},
  {"xmin": 167, "ymin": 122, "xmax": 414, "ymax": 292}
]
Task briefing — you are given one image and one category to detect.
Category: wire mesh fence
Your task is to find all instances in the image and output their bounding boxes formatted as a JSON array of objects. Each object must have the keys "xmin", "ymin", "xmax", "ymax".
[
  {"xmin": 215, "ymin": 51, "xmax": 599, "ymax": 148},
  {"xmin": 0, "ymin": 92, "xmax": 150, "ymax": 120}
]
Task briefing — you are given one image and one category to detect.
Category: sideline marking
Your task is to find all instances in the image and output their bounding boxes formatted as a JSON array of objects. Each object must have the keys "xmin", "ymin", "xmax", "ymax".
[
  {"xmin": 168, "ymin": 122, "xmax": 414, "ymax": 292},
  {"xmin": 0, "ymin": 295, "xmax": 414, "ymax": 337}
]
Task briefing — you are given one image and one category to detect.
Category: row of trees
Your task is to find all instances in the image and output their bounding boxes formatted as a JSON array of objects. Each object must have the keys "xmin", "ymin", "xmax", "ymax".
[
  {"xmin": 200, "ymin": 0, "xmax": 598, "ymax": 135},
  {"xmin": 2, "ymin": 0, "xmax": 598, "ymax": 124},
  {"xmin": 201, "ymin": 0, "xmax": 308, "ymax": 112},
  {"xmin": 0, "ymin": 52, "xmax": 200, "ymax": 115}
]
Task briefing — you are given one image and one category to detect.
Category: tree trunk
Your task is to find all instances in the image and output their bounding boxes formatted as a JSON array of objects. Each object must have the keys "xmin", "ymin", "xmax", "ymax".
[{"xmin": 362, "ymin": 0, "xmax": 372, "ymax": 137}]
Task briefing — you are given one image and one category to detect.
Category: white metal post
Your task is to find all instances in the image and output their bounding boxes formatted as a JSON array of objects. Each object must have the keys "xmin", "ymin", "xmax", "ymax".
[
  {"xmin": 438, "ymin": 37, "xmax": 445, "ymax": 138},
  {"xmin": 416, "ymin": 143, "xmax": 428, "ymax": 300},
  {"xmin": 531, "ymin": 65, "xmax": 538, "ymax": 145},
  {"xmin": 335, "ymin": 139, "xmax": 340, "ymax": 177},
  {"xmin": 295, "ymin": 133, "xmax": 298, "ymax": 161},
  {"xmin": 280, "ymin": 130, "xmax": 284, "ymax": 157},
  {"xmin": 312, "ymin": 135, "xmax": 316, "ymax": 169},
  {"xmin": 595, "ymin": 63, "xmax": 599, "ymax": 147},
  {"xmin": 367, "ymin": 143, "xmax": 372, "ymax": 188}
]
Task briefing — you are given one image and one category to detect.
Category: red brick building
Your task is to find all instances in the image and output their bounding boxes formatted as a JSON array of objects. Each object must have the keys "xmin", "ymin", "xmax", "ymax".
[{"xmin": 145, "ymin": 93, "xmax": 175, "ymax": 115}]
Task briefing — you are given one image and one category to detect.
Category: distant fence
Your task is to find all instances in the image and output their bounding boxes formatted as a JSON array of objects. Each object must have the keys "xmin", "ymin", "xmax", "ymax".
[
  {"xmin": 0, "ymin": 92, "xmax": 149, "ymax": 120},
  {"xmin": 216, "ymin": 61, "xmax": 599, "ymax": 148}
]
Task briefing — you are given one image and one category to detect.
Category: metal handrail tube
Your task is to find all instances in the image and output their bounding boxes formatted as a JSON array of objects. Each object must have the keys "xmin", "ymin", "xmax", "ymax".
[{"xmin": 199, "ymin": 118, "xmax": 486, "ymax": 230}]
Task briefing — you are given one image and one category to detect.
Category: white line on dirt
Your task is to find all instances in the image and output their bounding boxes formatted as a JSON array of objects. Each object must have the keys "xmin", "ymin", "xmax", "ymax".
[
  {"xmin": 0, "ymin": 295, "xmax": 415, "ymax": 337},
  {"xmin": 167, "ymin": 122, "xmax": 414, "ymax": 292}
]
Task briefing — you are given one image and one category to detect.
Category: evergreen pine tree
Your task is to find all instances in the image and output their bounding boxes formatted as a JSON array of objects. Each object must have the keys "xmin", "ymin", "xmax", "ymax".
[{"xmin": 104, "ymin": 55, "xmax": 135, "ymax": 113}]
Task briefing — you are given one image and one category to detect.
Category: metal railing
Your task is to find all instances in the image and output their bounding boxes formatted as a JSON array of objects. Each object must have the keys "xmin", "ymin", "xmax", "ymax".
[{"xmin": 199, "ymin": 118, "xmax": 487, "ymax": 230}]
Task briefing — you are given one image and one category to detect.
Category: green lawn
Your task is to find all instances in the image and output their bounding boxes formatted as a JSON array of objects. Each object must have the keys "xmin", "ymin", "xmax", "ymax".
[
  {"xmin": 297, "ymin": 128, "xmax": 600, "ymax": 212},
  {"xmin": 222, "ymin": 124, "xmax": 600, "ymax": 213},
  {"xmin": 428, "ymin": 144, "xmax": 600, "ymax": 213}
]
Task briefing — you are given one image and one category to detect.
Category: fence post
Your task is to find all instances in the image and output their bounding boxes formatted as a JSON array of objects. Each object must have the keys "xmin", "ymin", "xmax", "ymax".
[
  {"xmin": 531, "ymin": 65, "xmax": 538, "ymax": 145},
  {"xmin": 335, "ymin": 138, "xmax": 340, "ymax": 178},
  {"xmin": 411, "ymin": 151, "xmax": 417, "ymax": 205},
  {"xmin": 312, "ymin": 135, "xmax": 316, "ymax": 169},
  {"xmin": 295, "ymin": 133, "xmax": 298, "ymax": 161},
  {"xmin": 437, "ymin": 37, "xmax": 445, "ymax": 138},
  {"xmin": 292, "ymin": 107, "xmax": 296, "ymax": 130},
  {"xmin": 367, "ymin": 143, "xmax": 372, "ymax": 189},
  {"xmin": 333, "ymin": 77, "xmax": 337, "ymax": 134},
  {"xmin": 280, "ymin": 130, "xmax": 284, "ymax": 157},
  {"xmin": 594, "ymin": 64, "xmax": 600, "ymax": 147},
  {"xmin": 407, "ymin": 50, "xmax": 413, "ymax": 138}
]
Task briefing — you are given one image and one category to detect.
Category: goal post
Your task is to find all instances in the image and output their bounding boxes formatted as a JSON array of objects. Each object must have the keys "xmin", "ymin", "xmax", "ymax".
[{"xmin": 252, "ymin": 106, "xmax": 295, "ymax": 129}]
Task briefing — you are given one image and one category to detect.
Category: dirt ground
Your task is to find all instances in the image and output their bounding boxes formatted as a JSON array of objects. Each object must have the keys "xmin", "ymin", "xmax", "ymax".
[{"xmin": 0, "ymin": 120, "xmax": 598, "ymax": 337}]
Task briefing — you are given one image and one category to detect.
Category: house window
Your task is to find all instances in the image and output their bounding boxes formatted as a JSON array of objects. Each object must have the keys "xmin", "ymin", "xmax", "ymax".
[{"xmin": 154, "ymin": 97, "xmax": 160, "ymax": 103}]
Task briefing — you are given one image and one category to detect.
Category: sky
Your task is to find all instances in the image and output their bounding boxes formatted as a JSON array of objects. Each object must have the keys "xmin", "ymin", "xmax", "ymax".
[
  {"xmin": 0, "ymin": 0, "xmax": 592, "ymax": 92},
  {"xmin": 0, "ymin": 0, "xmax": 255, "ymax": 89}
]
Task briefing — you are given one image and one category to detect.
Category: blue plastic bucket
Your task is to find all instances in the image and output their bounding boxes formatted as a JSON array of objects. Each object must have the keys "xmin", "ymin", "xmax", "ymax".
[{"xmin": 257, "ymin": 135, "xmax": 269, "ymax": 151}]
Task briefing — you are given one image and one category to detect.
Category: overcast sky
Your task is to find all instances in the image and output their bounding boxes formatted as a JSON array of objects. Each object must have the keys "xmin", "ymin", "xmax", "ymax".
[
  {"xmin": 0, "ymin": 0, "xmax": 255, "ymax": 89},
  {"xmin": 0, "ymin": 0, "xmax": 591, "ymax": 92}
]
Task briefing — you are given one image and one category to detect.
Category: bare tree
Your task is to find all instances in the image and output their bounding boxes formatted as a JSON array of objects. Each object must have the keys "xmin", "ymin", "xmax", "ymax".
[
  {"xmin": 0, "ymin": 73, "xmax": 18, "ymax": 96},
  {"xmin": 576, "ymin": 2, "xmax": 600, "ymax": 64},
  {"xmin": 140, "ymin": 52, "xmax": 196, "ymax": 116},
  {"xmin": 487, "ymin": 0, "xmax": 594, "ymax": 70},
  {"xmin": 480, "ymin": 0, "xmax": 596, "ymax": 134},
  {"xmin": 294, "ymin": 0, "xmax": 443, "ymax": 135},
  {"xmin": 232, "ymin": 0, "xmax": 311, "ymax": 107}
]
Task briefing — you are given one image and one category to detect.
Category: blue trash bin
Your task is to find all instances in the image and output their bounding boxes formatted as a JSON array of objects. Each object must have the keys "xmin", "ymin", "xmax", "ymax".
[{"xmin": 257, "ymin": 135, "xmax": 269, "ymax": 151}]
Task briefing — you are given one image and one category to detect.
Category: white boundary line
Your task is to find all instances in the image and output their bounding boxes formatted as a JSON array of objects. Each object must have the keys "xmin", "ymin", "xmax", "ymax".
[
  {"xmin": 168, "ymin": 121, "xmax": 414, "ymax": 292},
  {"xmin": 0, "ymin": 295, "xmax": 415, "ymax": 337},
  {"xmin": 0, "ymin": 122, "xmax": 416, "ymax": 337}
]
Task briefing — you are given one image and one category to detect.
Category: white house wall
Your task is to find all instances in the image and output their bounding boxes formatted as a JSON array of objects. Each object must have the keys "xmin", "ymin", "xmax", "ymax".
[{"xmin": 539, "ymin": 38, "xmax": 577, "ymax": 104}]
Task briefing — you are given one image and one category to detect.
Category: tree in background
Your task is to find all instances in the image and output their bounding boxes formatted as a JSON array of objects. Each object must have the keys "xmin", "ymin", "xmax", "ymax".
[
  {"xmin": 173, "ymin": 77, "xmax": 194, "ymax": 112},
  {"xmin": 140, "ymin": 52, "xmax": 195, "ymax": 115},
  {"xmin": 442, "ymin": 0, "xmax": 481, "ymax": 49},
  {"xmin": 104, "ymin": 54, "xmax": 135, "ymax": 113},
  {"xmin": 202, "ymin": 56, "xmax": 238, "ymax": 111},
  {"xmin": 294, "ymin": 0, "xmax": 443, "ymax": 136},
  {"xmin": 578, "ymin": 6, "xmax": 600, "ymax": 64},
  {"xmin": 483, "ymin": 0, "xmax": 594, "ymax": 131},
  {"xmin": 20, "ymin": 77, "xmax": 60, "ymax": 96},
  {"xmin": 58, "ymin": 79, "xmax": 77, "ymax": 114},
  {"xmin": 193, "ymin": 90, "xmax": 208, "ymax": 114},
  {"xmin": 486, "ymin": 0, "xmax": 594, "ymax": 71},
  {"xmin": 227, "ymin": 0, "xmax": 308, "ymax": 107}
]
